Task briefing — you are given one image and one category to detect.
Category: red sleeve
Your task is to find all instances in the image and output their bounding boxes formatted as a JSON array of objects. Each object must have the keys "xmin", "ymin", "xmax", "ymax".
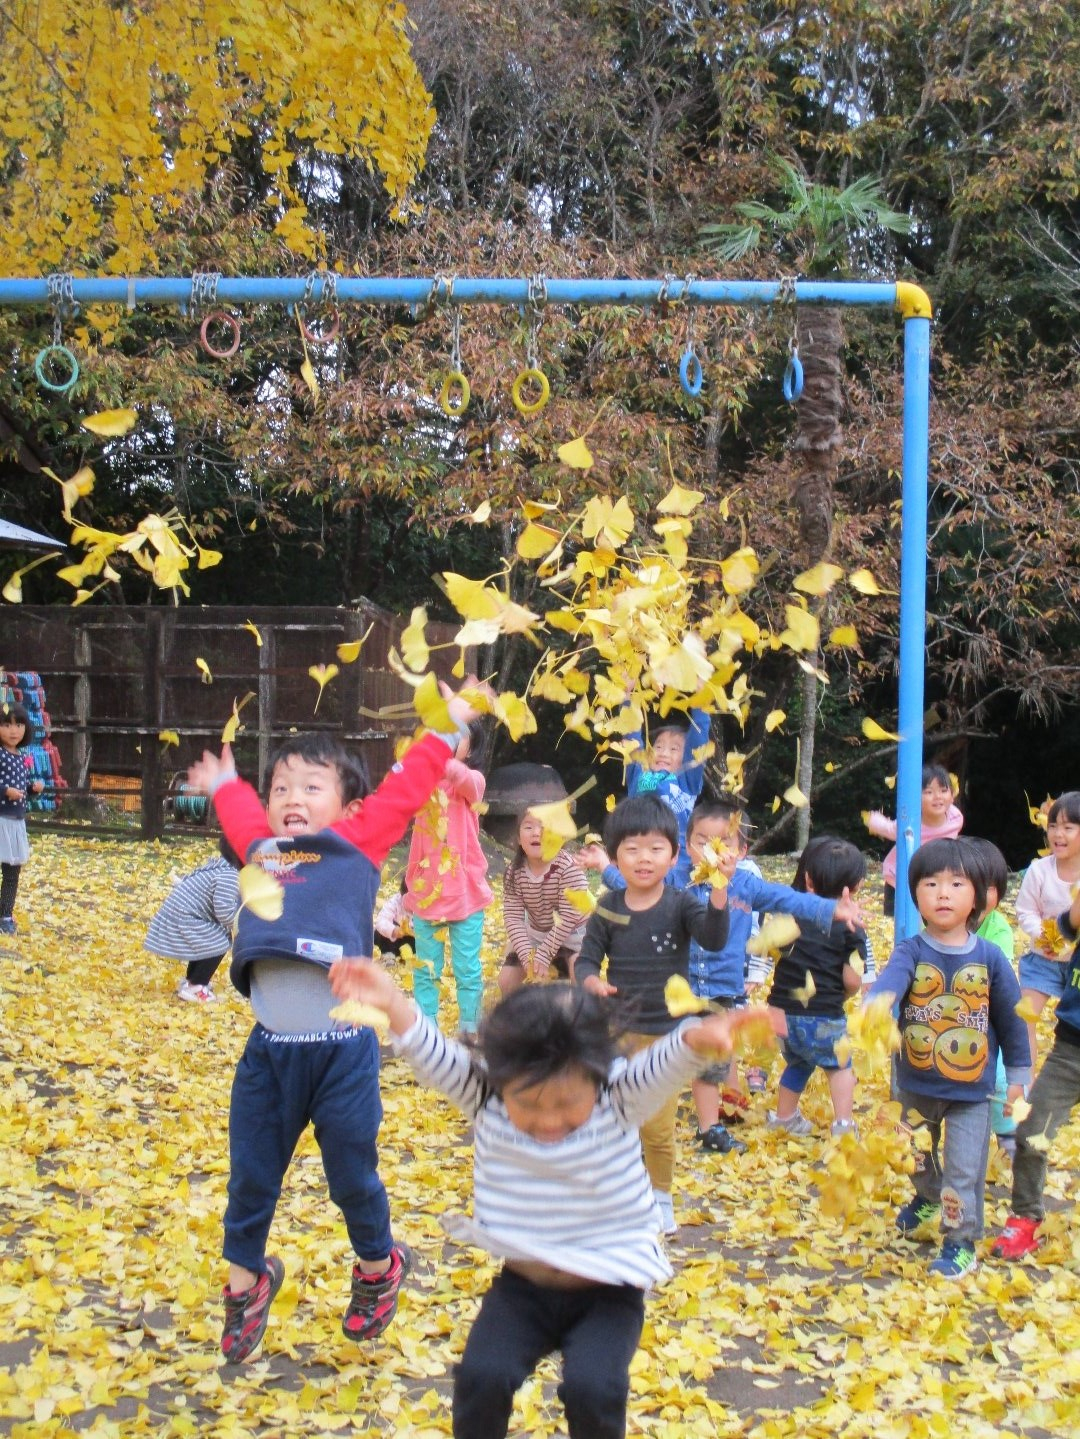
[
  {"xmin": 211, "ymin": 776, "xmax": 273, "ymax": 860},
  {"xmin": 335, "ymin": 732, "xmax": 453, "ymax": 866}
]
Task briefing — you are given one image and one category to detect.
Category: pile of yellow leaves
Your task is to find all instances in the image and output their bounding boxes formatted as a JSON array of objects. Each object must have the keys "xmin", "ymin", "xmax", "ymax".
[{"xmin": 1, "ymin": 840, "xmax": 1078, "ymax": 1438}]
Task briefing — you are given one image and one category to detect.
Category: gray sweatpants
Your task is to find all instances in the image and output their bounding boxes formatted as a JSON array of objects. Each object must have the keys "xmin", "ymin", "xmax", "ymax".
[
  {"xmin": 1012, "ymin": 1039, "xmax": 1080, "ymax": 1221},
  {"xmin": 897, "ymin": 1089, "xmax": 992, "ymax": 1243}
]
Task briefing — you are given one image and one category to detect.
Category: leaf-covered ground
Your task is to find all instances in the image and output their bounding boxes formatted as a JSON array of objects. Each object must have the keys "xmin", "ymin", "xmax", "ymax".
[{"xmin": 1, "ymin": 835, "xmax": 1078, "ymax": 1438}]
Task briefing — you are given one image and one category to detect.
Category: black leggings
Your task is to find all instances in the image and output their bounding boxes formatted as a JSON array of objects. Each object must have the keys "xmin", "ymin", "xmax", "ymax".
[
  {"xmin": 454, "ymin": 1268, "xmax": 645, "ymax": 1439},
  {"xmin": 187, "ymin": 955, "xmax": 225, "ymax": 986},
  {"xmin": 0, "ymin": 862, "xmax": 20, "ymax": 918}
]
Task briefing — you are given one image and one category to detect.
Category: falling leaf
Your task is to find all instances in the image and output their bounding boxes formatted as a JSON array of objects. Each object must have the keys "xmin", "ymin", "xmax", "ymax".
[
  {"xmin": 336, "ymin": 623, "xmax": 374, "ymax": 663},
  {"xmin": 793, "ymin": 970, "xmax": 817, "ymax": 1007},
  {"xmin": 81, "ymin": 408, "xmax": 138, "ymax": 436},
  {"xmin": 562, "ymin": 888, "xmax": 597, "ymax": 916},
  {"xmin": 783, "ymin": 782, "xmax": 809, "ymax": 808},
  {"xmin": 656, "ymin": 482, "xmax": 705, "ymax": 516},
  {"xmin": 747, "ymin": 915, "xmax": 801, "ymax": 957},
  {"xmin": 195, "ymin": 658, "xmax": 213, "ymax": 684},
  {"xmin": 221, "ymin": 692, "xmax": 256, "ymax": 745},
  {"xmin": 862, "ymin": 717, "xmax": 901, "ymax": 742},
  {"xmin": 556, "ymin": 435, "xmax": 594, "ymax": 469},
  {"xmin": 158, "ymin": 730, "xmax": 180, "ymax": 748},
  {"xmin": 848, "ymin": 568, "xmax": 881, "ymax": 595},
  {"xmin": 329, "ymin": 1000, "xmax": 390, "ymax": 1034},
  {"xmin": 780, "ymin": 604, "xmax": 819, "ymax": 653},
  {"xmin": 196, "ymin": 546, "xmax": 222, "ymax": 569},
  {"xmin": 793, "ymin": 561, "xmax": 843, "ymax": 596},
  {"xmin": 43, "ymin": 463, "xmax": 95, "ymax": 521},
  {"xmin": 308, "ymin": 663, "xmax": 339, "ymax": 712},
  {"xmin": 466, "ymin": 500, "xmax": 491, "ymax": 524},
  {"xmin": 1009, "ymin": 1097, "xmax": 1032, "ymax": 1124},
  {"xmin": 412, "ymin": 672, "xmax": 453, "ymax": 733},
  {"xmin": 526, "ymin": 797, "xmax": 579, "ymax": 861},
  {"xmin": 237, "ymin": 864, "xmax": 285, "ymax": 922},
  {"xmin": 665, "ymin": 975, "xmax": 710, "ymax": 1017},
  {"xmin": 400, "ymin": 607, "xmax": 430, "ymax": 672},
  {"xmin": 517, "ymin": 522, "xmax": 561, "ymax": 560},
  {"xmin": 244, "ymin": 620, "xmax": 263, "ymax": 647},
  {"xmin": 764, "ymin": 709, "xmax": 786, "ymax": 732},
  {"xmin": 1015, "ymin": 994, "xmax": 1040, "ymax": 1024},
  {"xmin": 300, "ymin": 356, "xmax": 319, "ymax": 400},
  {"xmin": 829, "ymin": 625, "xmax": 859, "ymax": 648}
]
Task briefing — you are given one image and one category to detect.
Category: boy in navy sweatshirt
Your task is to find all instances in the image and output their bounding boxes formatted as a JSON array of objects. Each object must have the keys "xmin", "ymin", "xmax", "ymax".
[
  {"xmin": 188, "ymin": 689, "xmax": 479, "ymax": 1364},
  {"xmin": 992, "ymin": 888, "xmax": 1080, "ymax": 1259},
  {"xmin": 867, "ymin": 837, "xmax": 1031, "ymax": 1279}
]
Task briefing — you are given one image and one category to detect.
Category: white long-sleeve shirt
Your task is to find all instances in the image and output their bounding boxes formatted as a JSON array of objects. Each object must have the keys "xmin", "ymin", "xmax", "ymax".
[
  {"xmin": 393, "ymin": 1011, "xmax": 704, "ymax": 1286},
  {"xmin": 1015, "ymin": 856, "xmax": 1078, "ymax": 960}
]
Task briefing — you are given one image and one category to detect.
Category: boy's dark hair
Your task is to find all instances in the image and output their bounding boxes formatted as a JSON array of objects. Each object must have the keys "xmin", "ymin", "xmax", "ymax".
[
  {"xmin": 962, "ymin": 836, "xmax": 1008, "ymax": 904},
  {"xmin": 0, "ymin": 700, "xmax": 32, "ymax": 745},
  {"xmin": 793, "ymin": 835, "xmax": 866, "ymax": 898},
  {"xmin": 262, "ymin": 733, "xmax": 371, "ymax": 805},
  {"xmin": 650, "ymin": 710, "xmax": 690, "ymax": 738},
  {"xmin": 479, "ymin": 982, "xmax": 618, "ymax": 1095},
  {"xmin": 603, "ymin": 792, "xmax": 678, "ymax": 856},
  {"xmin": 907, "ymin": 837, "xmax": 986, "ymax": 924},
  {"xmin": 1048, "ymin": 790, "xmax": 1080, "ymax": 827},
  {"xmin": 688, "ymin": 798, "xmax": 749, "ymax": 848},
  {"xmin": 921, "ymin": 762, "xmax": 952, "ymax": 791}
]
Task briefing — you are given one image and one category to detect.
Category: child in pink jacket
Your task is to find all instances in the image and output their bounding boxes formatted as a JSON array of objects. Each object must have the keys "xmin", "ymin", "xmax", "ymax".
[
  {"xmin": 405, "ymin": 719, "xmax": 492, "ymax": 1033},
  {"xmin": 866, "ymin": 761, "xmax": 963, "ymax": 917}
]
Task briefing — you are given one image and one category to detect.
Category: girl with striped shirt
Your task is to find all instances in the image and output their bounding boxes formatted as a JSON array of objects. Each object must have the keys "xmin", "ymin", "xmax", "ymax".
[
  {"xmin": 328, "ymin": 965, "xmax": 756, "ymax": 1439},
  {"xmin": 144, "ymin": 839, "xmax": 241, "ymax": 1001},
  {"xmin": 498, "ymin": 809, "xmax": 589, "ymax": 996}
]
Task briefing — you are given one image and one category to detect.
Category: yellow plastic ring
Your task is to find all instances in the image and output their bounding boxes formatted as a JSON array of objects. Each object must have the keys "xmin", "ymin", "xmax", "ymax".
[
  {"xmin": 439, "ymin": 369, "xmax": 471, "ymax": 417},
  {"xmin": 511, "ymin": 366, "xmax": 550, "ymax": 416}
]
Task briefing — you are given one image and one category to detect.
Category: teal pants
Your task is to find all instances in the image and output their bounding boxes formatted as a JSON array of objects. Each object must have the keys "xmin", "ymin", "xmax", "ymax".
[{"xmin": 411, "ymin": 910, "xmax": 486, "ymax": 1033}]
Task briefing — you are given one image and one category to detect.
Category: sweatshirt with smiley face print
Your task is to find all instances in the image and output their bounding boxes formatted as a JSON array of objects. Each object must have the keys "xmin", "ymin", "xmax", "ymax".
[{"xmin": 868, "ymin": 932, "xmax": 1031, "ymax": 1101}]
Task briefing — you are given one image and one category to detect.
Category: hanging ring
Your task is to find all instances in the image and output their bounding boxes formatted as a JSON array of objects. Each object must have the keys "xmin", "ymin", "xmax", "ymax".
[
  {"xmin": 679, "ymin": 347, "xmax": 703, "ymax": 397},
  {"xmin": 511, "ymin": 367, "xmax": 550, "ymax": 416},
  {"xmin": 298, "ymin": 309, "xmax": 341, "ymax": 345},
  {"xmin": 200, "ymin": 311, "xmax": 241, "ymax": 359},
  {"xmin": 34, "ymin": 344, "xmax": 80, "ymax": 395},
  {"xmin": 783, "ymin": 351, "xmax": 804, "ymax": 402},
  {"xmin": 439, "ymin": 370, "xmax": 471, "ymax": 417}
]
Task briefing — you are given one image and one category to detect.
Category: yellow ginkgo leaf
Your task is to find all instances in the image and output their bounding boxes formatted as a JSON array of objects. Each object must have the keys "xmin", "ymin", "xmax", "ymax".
[
  {"xmin": 848, "ymin": 568, "xmax": 881, "ymax": 595},
  {"xmin": 196, "ymin": 547, "xmax": 222, "ymax": 570},
  {"xmin": 413, "ymin": 671, "xmax": 453, "ymax": 733},
  {"xmin": 793, "ymin": 561, "xmax": 843, "ymax": 596},
  {"xmin": 309, "ymin": 663, "xmax": 339, "ymax": 713},
  {"xmin": 244, "ymin": 620, "xmax": 263, "ymax": 648},
  {"xmin": 665, "ymin": 974, "xmax": 710, "ymax": 1017},
  {"xmin": 517, "ymin": 522, "xmax": 561, "ymax": 560},
  {"xmin": 195, "ymin": 657, "xmax": 213, "ymax": 684},
  {"xmin": 829, "ymin": 625, "xmax": 859, "ymax": 648},
  {"xmin": 329, "ymin": 1000, "xmax": 390, "ymax": 1034},
  {"xmin": 238, "ymin": 864, "xmax": 285, "ymax": 922},
  {"xmin": 719, "ymin": 548, "xmax": 759, "ymax": 596},
  {"xmin": 81, "ymin": 408, "xmax": 138, "ymax": 437},
  {"xmin": 401, "ymin": 607, "xmax": 430, "ymax": 672},
  {"xmin": 747, "ymin": 915, "xmax": 801, "ymax": 957},
  {"xmin": 847, "ymin": 951, "xmax": 865, "ymax": 977},
  {"xmin": 655, "ymin": 481, "xmax": 705, "ymax": 516},
  {"xmin": 1009, "ymin": 1097, "xmax": 1032, "ymax": 1124},
  {"xmin": 780, "ymin": 604, "xmax": 819, "ymax": 653},
  {"xmin": 764, "ymin": 709, "xmax": 786, "ymax": 732},
  {"xmin": 1025, "ymin": 1132, "xmax": 1051, "ymax": 1153},
  {"xmin": 885, "ymin": 773, "xmax": 897, "ymax": 789},
  {"xmin": 556, "ymin": 435, "xmax": 594, "ymax": 469},
  {"xmin": 527, "ymin": 798, "xmax": 579, "ymax": 861},
  {"xmin": 783, "ymin": 782, "xmax": 809, "ymax": 808},
  {"xmin": 158, "ymin": 730, "xmax": 180, "ymax": 748},
  {"xmin": 300, "ymin": 356, "xmax": 319, "ymax": 400},
  {"xmin": 562, "ymin": 888, "xmax": 597, "ymax": 916},
  {"xmin": 862, "ymin": 716, "xmax": 901, "ymax": 742},
  {"xmin": 466, "ymin": 500, "xmax": 492, "ymax": 524},
  {"xmin": 441, "ymin": 571, "xmax": 503, "ymax": 620},
  {"xmin": 793, "ymin": 970, "xmax": 817, "ymax": 1007},
  {"xmin": 336, "ymin": 623, "xmax": 374, "ymax": 664},
  {"xmin": 2, "ymin": 574, "xmax": 22, "ymax": 604},
  {"xmin": 222, "ymin": 692, "xmax": 256, "ymax": 745}
]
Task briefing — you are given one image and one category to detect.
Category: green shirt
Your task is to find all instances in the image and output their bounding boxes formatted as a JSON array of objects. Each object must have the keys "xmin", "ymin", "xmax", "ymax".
[{"xmin": 976, "ymin": 907, "xmax": 1015, "ymax": 962}]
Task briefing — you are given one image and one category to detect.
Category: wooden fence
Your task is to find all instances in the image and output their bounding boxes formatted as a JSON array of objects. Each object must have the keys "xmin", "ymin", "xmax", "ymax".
[{"xmin": 1, "ymin": 603, "xmax": 461, "ymax": 839}]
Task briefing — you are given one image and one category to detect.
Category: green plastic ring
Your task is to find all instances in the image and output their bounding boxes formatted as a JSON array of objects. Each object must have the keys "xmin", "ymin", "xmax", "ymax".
[
  {"xmin": 439, "ymin": 370, "xmax": 471, "ymax": 417},
  {"xmin": 511, "ymin": 366, "xmax": 550, "ymax": 416},
  {"xmin": 34, "ymin": 344, "xmax": 80, "ymax": 395}
]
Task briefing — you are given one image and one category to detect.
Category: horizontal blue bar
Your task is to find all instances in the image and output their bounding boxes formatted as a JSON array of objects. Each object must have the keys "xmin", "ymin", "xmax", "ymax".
[{"xmin": 0, "ymin": 276, "xmax": 900, "ymax": 309}]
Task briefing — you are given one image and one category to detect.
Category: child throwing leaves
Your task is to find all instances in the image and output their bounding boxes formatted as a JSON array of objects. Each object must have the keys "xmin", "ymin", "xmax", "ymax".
[
  {"xmin": 0, "ymin": 701, "xmax": 44, "ymax": 936},
  {"xmin": 186, "ymin": 683, "xmax": 481, "ymax": 1364},
  {"xmin": 404, "ymin": 718, "xmax": 492, "ymax": 1035},
  {"xmin": 867, "ymin": 838, "xmax": 1031, "ymax": 1279},
  {"xmin": 992, "ymin": 887, "xmax": 1080, "ymax": 1259},
  {"xmin": 866, "ymin": 762, "xmax": 963, "ymax": 918},
  {"xmin": 574, "ymin": 793, "xmax": 734, "ymax": 1235},
  {"xmin": 1014, "ymin": 790, "xmax": 1080, "ymax": 1067},
  {"xmin": 497, "ymin": 807, "xmax": 589, "ymax": 997},
  {"xmin": 327, "ymin": 965, "xmax": 751, "ymax": 1439}
]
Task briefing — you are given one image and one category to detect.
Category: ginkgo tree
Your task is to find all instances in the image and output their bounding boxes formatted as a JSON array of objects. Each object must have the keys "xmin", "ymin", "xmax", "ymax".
[{"xmin": 0, "ymin": 0, "xmax": 434, "ymax": 272}]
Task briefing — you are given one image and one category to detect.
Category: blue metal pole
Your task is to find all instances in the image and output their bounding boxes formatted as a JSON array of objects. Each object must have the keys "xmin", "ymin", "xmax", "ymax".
[
  {"xmin": 0, "ymin": 276, "xmax": 899, "ymax": 310},
  {"xmin": 894, "ymin": 306, "xmax": 932, "ymax": 940}
]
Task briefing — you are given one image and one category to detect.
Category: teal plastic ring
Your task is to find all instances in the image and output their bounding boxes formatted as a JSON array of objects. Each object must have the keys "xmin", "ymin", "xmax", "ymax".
[{"xmin": 34, "ymin": 344, "xmax": 79, "ymax": 395}]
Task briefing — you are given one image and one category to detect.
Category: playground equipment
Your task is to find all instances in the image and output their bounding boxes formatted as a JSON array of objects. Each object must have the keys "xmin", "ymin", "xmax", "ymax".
[{"xmin": 2, "ymin": 271, "xmax": 932, "ymax": 940}]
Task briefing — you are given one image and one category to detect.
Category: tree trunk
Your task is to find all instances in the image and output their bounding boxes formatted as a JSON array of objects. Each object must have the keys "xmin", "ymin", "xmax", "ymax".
[{"xmin": 791, "ymin": 305, "xmax": 843, "ymax": 847}]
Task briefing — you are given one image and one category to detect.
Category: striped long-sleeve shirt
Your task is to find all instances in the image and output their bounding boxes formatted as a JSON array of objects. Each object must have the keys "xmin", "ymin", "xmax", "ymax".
[
  {"xmin": 393, "ymin": 1011, "xmax": 705, "ymax": 1286},
  {"xmin": 502, "ymin": 850, "xmax": 589, "ymax": 970},
  {"xmin": 144, "ymin": 855, "xmax": 240, "ymax": 962}
]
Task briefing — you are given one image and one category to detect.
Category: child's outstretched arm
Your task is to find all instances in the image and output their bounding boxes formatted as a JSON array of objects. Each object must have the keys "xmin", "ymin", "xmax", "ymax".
[
  {"xmin": 188, "ymin": 744, "xmax": 268, "ymax": 857},
  {"xmin": 329, "ymin": 956, "xmax": 418, "ymax": 1035}
]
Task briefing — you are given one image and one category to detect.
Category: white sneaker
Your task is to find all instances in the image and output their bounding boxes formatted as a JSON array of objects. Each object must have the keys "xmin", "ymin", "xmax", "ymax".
[
  {"xmin": 177, "ymin": 980, "xmax": 217, "ymax": 1002},
  {"xmin": 653, "ymin": 1190, "xmax": 677, "ymax": 1236},
  {"xmin": 830, "ymin": 1118, "xmax": 859, "ymax": 1139},
  {"xmin": 766, "ymin": 1109, "xmax": 813, "ymax": 1136}
]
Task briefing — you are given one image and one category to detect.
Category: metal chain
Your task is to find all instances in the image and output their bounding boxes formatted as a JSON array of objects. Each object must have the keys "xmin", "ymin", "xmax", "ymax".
[
  {"xmin": 190, "ymin": 271, "xmax": 221, "ymax": 316},
  {"xmin": 450, "ymin": 304, "xmax": 462, "ymax": 372},
  {"xmin": 46, "ymin": 273, "xmax": 78, "ymax": 344},
  {"xmin": 525, "ymin": 273, "xmax": 547, "ymax": 369}
]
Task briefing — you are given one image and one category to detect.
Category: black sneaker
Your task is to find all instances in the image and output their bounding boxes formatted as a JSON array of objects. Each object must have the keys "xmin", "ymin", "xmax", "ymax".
[
  {"xmin": 343, "ymin": 1242, "xmax": 412, "ymax": 1341},
  {"xmin": 220, "ymin": 1256, "xmax": 285, "ymax": 1364},
  {"xmin": 697, "ymin": 1124, "xmax": 747, "ymax": 1155}
]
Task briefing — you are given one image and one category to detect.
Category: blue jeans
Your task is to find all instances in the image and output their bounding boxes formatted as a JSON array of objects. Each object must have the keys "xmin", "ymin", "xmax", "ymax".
[
  {"xmin": 896, "ymin": 1087, "xmax": 992, "ymax": 1242},
  {"xmin": 1012, "ymin": 1038, "xmax": 1080, "ymax": 1220},
  {"xmin": 412, "ymin": 910, "xmax": 486, "ymax": 1033},
  {"xmin": 780, "ymin": 1013, "xmax": 850, "ymax": 1093},
  {"xmin": 1018, "ymin": 950, "xmax": 1070, "ymax": 999},
  {"xmin": 224, "ymin": 1024, "xmax": 391, "ymax": 1272}
]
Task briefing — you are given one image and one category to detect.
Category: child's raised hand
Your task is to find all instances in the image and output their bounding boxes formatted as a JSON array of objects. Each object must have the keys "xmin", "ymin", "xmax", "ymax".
[
  {"xmin": 578, "ymin": 842, "xmax": 610, "ymax": 873},
  {"xmin": 582, "ymin": 974, "xmax": 618, "ymax": 998},
  {"xmin": 865, "ymin": 809, "xmax": 890, "ymax": 837},
  {"xmin": 440, "ymin": 676, "xmax": 494, "ymax": 734},
  {"xmin": 834, "ymin": 888, "xmax": 865, "ymax": 931},
  {"xmin": 329, "ymin": 956, "xmax": 416, "ymax": 1035},
  {"xmin": 187, "ymin": 744, "xmax": 235, "ymax": 794},
  {"xmin": 683, "ymin": 1009, "xmax": 736, "ymax": 1058}
]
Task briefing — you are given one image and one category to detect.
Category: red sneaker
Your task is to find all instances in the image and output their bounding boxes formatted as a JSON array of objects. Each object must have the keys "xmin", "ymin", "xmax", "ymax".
[
  {"xmin": 990, "ymin": 1215, "xmax": 1041, "ymax": 1260},
  {"xmin": 343, "ymin": 1242, "xmax": 412, "ymax": 1341},
  {"xmin": 720, "ymin": 1088, "xmax": 750, "ymax": 1122},
  {"xmin": 221, "ymin": 1256, "xmax": 285, "ymax": 1364}
]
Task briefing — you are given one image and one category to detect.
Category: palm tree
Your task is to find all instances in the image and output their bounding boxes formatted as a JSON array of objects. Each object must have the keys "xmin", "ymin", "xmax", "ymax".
[{"xmin": 702, "ymin": 161, "xmax": 911, "ymax": 844}]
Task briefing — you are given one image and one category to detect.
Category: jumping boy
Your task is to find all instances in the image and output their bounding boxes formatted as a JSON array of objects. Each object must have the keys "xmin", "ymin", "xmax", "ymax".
[{"xmin": 187, "ymin": 688, "xmax": 480, "ymax": 1364}]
